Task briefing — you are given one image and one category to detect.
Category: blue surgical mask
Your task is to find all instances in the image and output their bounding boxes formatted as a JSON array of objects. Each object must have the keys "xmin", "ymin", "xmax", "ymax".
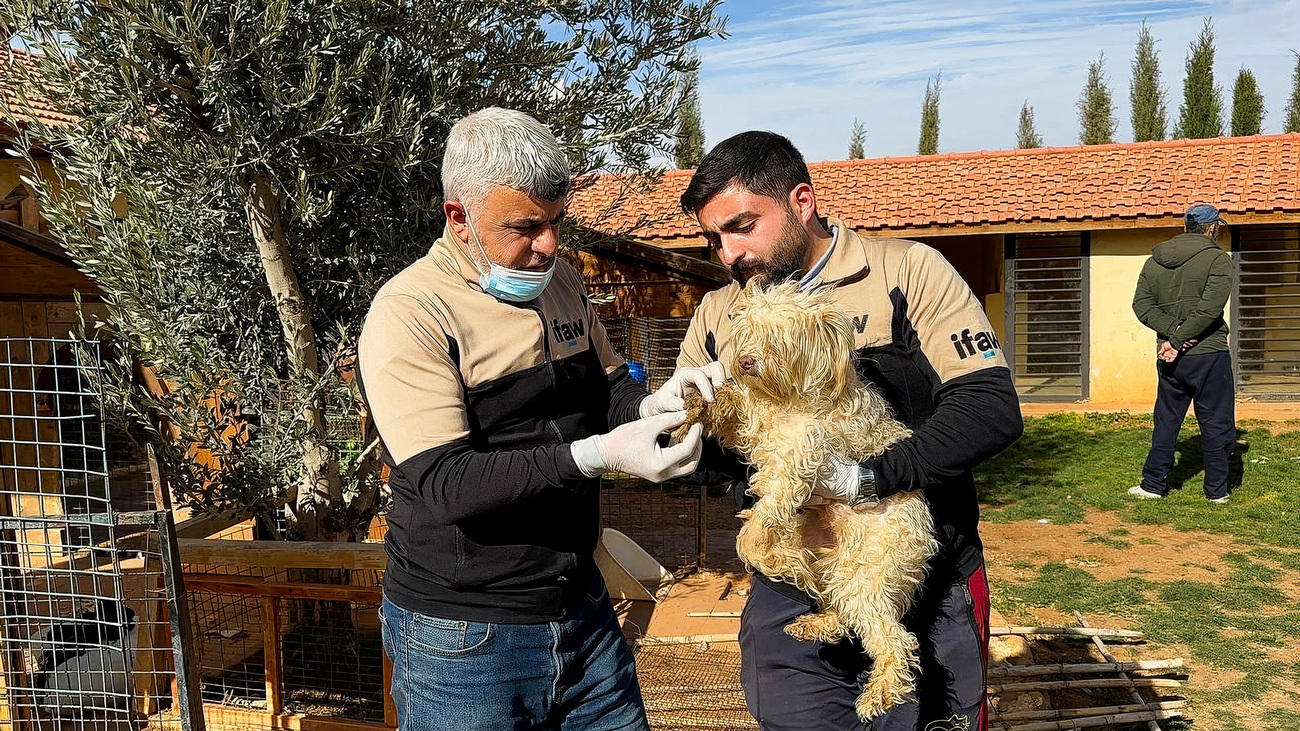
[{"xmin": 463, "ymin": 208, "xmax": 554, "ymax": 302}]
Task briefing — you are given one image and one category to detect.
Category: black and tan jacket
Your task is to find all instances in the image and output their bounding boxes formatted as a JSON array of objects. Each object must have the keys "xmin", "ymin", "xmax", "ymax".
[
  {"xmin": 678, "ymin": 218, "xmax": 1023, "ymax": 587},
  {"xmin": 358, "ymin": 225, "xmax": 644, "ymax": 623}
]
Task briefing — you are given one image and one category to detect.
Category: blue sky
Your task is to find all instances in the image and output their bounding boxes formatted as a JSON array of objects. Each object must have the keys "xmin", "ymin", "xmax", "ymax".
[{"xmin": 696, "ymin": 0, "xmax": 1300, "ymax": 161}]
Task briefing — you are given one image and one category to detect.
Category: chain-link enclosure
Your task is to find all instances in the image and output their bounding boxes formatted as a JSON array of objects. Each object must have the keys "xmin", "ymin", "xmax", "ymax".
[{"xmin": 0, "ymin": 338, "xmax": 201, "ymax": 731}]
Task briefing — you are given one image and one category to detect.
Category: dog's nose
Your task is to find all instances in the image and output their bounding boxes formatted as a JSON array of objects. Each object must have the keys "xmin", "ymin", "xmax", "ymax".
[{"xmin": 738, "ymin": 355, "xmax": 758, "ymax": 374}]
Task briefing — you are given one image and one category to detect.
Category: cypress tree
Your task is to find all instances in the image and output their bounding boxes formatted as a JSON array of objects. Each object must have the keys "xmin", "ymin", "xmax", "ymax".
[
  {"xmin": 1175, "ymin": 18, "xmax": 1225, "ymax": 138},
  {"xmin": 674, "ymin": 51, "xmax": 705, "ymax": 169},
  {"xmin": 1231, "ymin": 68, "xmax": 1265, "ymax": 136},
  {"xmin": 1017, "ymin": 101, "xmax": 1043, "ymax": 148},
  {"xmin": 1130, "ymin": 21, "xmax": 1168, "ymax": 142},
  {"xmin": 1285, "ymin": 51, "xmax": 1300, "ymax": 134},
  {"xmin": 1078, "ymin": 53, "xmax": 1117, "ymax": 145},
  {"xmin": 848, "ymin": 119, "xmax": 866, "ymax": 159},
  {"xmin": 917, "ymin": 74, "xmax": 941, "ymax": 155}
]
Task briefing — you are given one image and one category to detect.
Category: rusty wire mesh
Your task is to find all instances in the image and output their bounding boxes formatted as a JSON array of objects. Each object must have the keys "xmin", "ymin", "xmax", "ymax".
[{"xmin": 635, "ymin": 639, "xmax": 756, "ymax": 731}]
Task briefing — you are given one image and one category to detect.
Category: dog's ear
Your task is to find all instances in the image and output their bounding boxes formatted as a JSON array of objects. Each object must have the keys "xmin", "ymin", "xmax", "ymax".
[{"xmin": 809, "ymin": 302, "xmax": 856, "ymax": 397}]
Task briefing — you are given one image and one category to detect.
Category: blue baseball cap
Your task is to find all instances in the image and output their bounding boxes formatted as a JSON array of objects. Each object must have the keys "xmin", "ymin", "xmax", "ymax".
[{"xmin": 1185, "ymin": 203, "xmax": 1226, "ymax": 226}]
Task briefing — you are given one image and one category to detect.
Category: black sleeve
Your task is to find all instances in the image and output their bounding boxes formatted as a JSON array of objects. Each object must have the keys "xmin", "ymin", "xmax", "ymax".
[
  {"xmin": 866, "ymin": 367, "xmax": 1023, "ymax": 499},
  {"xmin": 397, "ymin": 438, "xmax": 590, "ymax": 525},
  {"xmin": 606, "ymin": 363, "xmax": 648, "ymax": 429}
]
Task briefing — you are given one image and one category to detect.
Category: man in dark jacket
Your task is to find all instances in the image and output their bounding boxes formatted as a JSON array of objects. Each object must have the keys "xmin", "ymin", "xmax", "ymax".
[{"xmin": 1131, "ymin": 203, "xmax": 1236, "ymax": 503}]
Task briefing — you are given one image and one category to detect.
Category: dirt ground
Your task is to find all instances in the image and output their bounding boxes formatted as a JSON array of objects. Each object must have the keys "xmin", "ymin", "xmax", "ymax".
[
  {"xmin": 628, "ymin": 511, "xmax": 1300, "ymax": 730},
  {"xmin": 982, "ymin": 515, "xmax": 1300, "ymax": 730}
]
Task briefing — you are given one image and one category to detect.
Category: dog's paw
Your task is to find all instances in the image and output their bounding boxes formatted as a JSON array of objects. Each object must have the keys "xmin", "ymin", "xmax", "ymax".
[
  {"xmin": 854, "ymin": 687, "xmax": 892, "ymax": 722},
  {"xmin": 855, "ymin": 658, "xmax": 913, "ymax": 721},
  {"xmin": 784, "ymin": 612, "xmax": 849, "ymax": 643}
]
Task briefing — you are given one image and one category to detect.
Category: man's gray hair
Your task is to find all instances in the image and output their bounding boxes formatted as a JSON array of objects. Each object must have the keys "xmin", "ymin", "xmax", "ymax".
[{"xmin": 442, "ymin": 108, "xmax": 570, "ymax": 207}]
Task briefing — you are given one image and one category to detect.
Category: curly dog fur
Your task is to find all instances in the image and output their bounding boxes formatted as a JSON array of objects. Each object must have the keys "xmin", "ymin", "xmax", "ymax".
[{"xmin": 679, "ymin": 282, "xmax": 940, "ymax": 720}]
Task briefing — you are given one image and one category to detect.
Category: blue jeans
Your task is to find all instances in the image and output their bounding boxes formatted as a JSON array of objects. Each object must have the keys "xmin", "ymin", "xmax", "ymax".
[{"xmin": 380, "ymin": 573, "xmax": 649, "ymax": 731}]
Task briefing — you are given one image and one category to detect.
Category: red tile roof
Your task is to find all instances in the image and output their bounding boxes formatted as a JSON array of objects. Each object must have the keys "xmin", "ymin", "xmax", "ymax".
[
  {"xmin": 570, "ymin": 134, "xmax": 1300, "ymax": 242},
  {"xmin": 1, "ymin": 47, "xmax": 79, "ymax": 130}
]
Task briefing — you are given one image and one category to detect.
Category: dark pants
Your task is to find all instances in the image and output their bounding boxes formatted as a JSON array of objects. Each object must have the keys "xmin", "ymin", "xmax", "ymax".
[
  {"xmin": 1141, "ymin": 351, "xmax": 1237, "ymax": 499},
  {"xmin": 739, "ymin": 564, "xmax": 990, "ymax": 731}
]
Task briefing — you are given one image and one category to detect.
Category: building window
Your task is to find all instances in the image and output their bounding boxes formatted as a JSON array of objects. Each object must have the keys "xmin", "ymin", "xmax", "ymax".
[
  {"xmin": 1004, "ymin": 232, "xmax": 1090, "ymax": 401},
  {"xmin": 1233, "ymin": 224, "xmax": 1300, "ymax": 400}
]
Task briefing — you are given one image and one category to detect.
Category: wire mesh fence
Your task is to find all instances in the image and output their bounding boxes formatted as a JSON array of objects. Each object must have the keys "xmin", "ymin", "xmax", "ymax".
[
  {"xmin": 635, "ymin": 639, "xmax": 756, "ymax": 731},
  {"xmin": 600, "ymin": 318, "xmax": 718, "ymax": 572},
  {"xmin": 0, "ymin": 337, "xmax": 196, "ymax": 731},
  {"xmin": 183, "ymin": 565, "xmax": 387, "ymax": 724}
]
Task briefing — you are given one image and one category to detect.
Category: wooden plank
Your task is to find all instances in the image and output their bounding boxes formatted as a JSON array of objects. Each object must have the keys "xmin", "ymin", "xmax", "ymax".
[
  {"xmin": 382, "ymin": 648, "xmax": 397, "ymax": 728},
  {"xmin": 1005, "ymin": 709, "xmax": 1184, "ymax": 731},
  {"xmin": 44, "ymin": 301, "xmax": 109, "ymax": 326},
  {"xmin": 0, "ymin": 301, "xmax": 22, "ymax": 336},
  {"xmin": 994, "ymin": 699, "xmax": 1186, "ymax": 722},
  {"xmin": 634, "ymin": 633, "xmax": 740, "ymax": 646},
  {"xmin": 134, "ymin": 447, "xmax": 176, "ymax": 716},
  {"xmin": 988, "ymin": 678, "xmax": 1182, "ymax": 693},
  {"xmin": 173, "ymin": 510, "xmax": 251, "ymax": 540},
  {"xmin": 988, "ymin": 658, "xmax": 1183, "ymax": 677},
  {"xmin": 202, "ymin": 705, "xmax": 391, "ymax": 731},
  {"xmin": 0, "ymin": 218, "xmax": 73, "ymax": 265},
  {"xmin": 17, "ymin": 188, "xmax": 39, "ymax": 233},
  {"xmin": 989, "ymin": 626, "xmax": 1143, "ymax": 640},
  {"xmin": 181, "ymin": 573, "xmax": 382, "ymax": 603},
  {"xmin": 261, "ymin": 597, "xmax": 284, "ymax": 715},
  {"xmin": 179, "ymin": 538, "xmax": 388, "ymax": 571}
]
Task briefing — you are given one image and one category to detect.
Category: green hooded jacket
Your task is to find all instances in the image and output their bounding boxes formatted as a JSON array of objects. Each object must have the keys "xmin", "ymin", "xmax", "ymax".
[{"xmin": 1132, "ymin": 232, "xmax": 1233, "ymax": 355}]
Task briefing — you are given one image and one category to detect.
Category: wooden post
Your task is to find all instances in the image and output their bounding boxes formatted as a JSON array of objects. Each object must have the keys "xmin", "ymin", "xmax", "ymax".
[
  {"xmin": 135, "ymin": 446, "xmax": 177, "ymax": 717},
  {"xmin": 0, "ymin": 487, "xmax": 34, "ymax": 731},
  {"xmin": 382, "ymin": 649, "xmax": 397, "ymax": 728},
  {"xmin": 697, "ymin": 484, "xmax": 707, "ymax": 569},
  {"xmin": 261, "ymin": 596, "xmax": 283, "ymax": 715}
]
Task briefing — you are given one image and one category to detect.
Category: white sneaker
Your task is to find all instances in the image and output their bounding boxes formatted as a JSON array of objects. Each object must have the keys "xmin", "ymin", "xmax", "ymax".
[
  {"xmin": 1209, "ymin": 496, "xmax": 1230, "ymax": 504},
  {"xmin": 1128, "ymin": 485, "xmax": 1163, "ymax": 499}
]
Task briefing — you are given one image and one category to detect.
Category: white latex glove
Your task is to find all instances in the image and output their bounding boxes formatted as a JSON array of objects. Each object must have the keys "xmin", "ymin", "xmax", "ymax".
[
  {"xmin": 639, "ymin": 362, "xmax": 728, "ymax": 418},
  {"xmin": 810, "ymin": 455, "xmax": 861, "ymax": 504},
  {"xmin": 570, "ymin": 410, "xmax": 704, "ymax": 483}
]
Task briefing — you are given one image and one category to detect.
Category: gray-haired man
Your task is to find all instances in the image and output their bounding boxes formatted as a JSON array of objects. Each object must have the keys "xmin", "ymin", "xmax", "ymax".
[{"xmin": 359, "ymin": 108, "xmax": 720, "ymax": 731}]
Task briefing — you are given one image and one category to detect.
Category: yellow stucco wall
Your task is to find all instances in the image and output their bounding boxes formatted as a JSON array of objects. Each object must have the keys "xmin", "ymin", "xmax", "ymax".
[{"xmin": 1087, "ymin": 227, "xmax": 1233, "ymax": 402}]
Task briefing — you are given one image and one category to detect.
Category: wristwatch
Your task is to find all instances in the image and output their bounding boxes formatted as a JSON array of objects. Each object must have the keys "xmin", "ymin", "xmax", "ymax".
[{"xmin": 849, "ymin": 464, "xmax": 881, "ymax": 507}]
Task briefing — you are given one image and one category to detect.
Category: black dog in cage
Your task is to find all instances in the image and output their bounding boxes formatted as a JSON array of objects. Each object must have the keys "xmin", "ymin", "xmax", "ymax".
[{"xmin": 32, "ymin": 599, "xmax": 139, "ymax": 715}]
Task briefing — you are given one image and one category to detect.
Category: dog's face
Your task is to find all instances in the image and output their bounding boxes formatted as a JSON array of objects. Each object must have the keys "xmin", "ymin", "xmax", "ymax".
[{"xmin": 729, "ymin": 282, "xmax": 858, "ymax": 404}]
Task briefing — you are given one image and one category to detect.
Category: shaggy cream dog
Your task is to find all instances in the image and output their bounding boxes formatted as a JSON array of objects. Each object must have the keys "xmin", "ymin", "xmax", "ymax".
[{"xmin": 679, "ymin": 282, "xmax": 940, "ymax": 720}]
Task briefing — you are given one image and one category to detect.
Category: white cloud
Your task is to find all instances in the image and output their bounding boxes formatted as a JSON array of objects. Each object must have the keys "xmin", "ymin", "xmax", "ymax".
[{"xmin": 698, "ymin": 0, "xmax": 1300, "ymax": 160}]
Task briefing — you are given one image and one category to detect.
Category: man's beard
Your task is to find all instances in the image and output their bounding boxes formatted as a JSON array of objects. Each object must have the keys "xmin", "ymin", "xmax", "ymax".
[{"xmin": 731, "ymin": 207, "xmax": 812, "ymax": 285}]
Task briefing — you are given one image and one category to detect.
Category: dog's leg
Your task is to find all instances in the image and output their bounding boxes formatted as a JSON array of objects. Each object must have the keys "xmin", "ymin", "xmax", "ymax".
[
  {"xmin": 741, "ymin": 465, "xmax": 823, "ymax": 593},
  {"xmin": 783, "ymin": 605, "xmax": 850, "ymax": 643},
  {"xmin": 675, "ymin": 384, "xmax": 746, "ymax": 444},
  {"xmin": 819, "ymin": 499, "xmax": 937, "ymax": 722}
]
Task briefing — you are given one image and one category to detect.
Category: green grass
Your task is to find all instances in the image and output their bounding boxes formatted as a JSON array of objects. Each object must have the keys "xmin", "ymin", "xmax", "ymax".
[
  {"xmin": 985, "ymin": 414, "xmax": 1300, "ymax": 727},
  {"xmin": 975, "ymin": 412, "xmax": 1300, "ymax": 548}
]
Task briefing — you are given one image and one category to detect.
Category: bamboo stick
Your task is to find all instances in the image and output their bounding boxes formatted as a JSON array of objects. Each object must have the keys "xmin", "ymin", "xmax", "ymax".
[
  {"xmin": 990, "ymin": 626, "xmax": 1143, "ymax": 640},
  {"xmin": 641, "ymin": 682, "xmax": 745, "ymax": 695},
  {"xmin": 989, "ymin": 678, "xmax": 1182, "ymax": 694},
  {"xmin": 635, "ymin": 633, "xmax": 740, "ymax": 646},
  {"xmin": 994, "ymin": 699, "xmax": 1186, "ymax": 722},
  {"xmin": 1002, "ymin": 709, "xmax": 1182, "ymax": 731},
  {"xmin": 1075, "ymin": 611, "xmax": 1162, "ymax": 731},
  {"xmin": 989, "ymin": 659, "xmax": 1183, "ymax": 677},
  {"xmin": 685, "ymin": 611, "xmax": 742, "ymax": 618}
]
